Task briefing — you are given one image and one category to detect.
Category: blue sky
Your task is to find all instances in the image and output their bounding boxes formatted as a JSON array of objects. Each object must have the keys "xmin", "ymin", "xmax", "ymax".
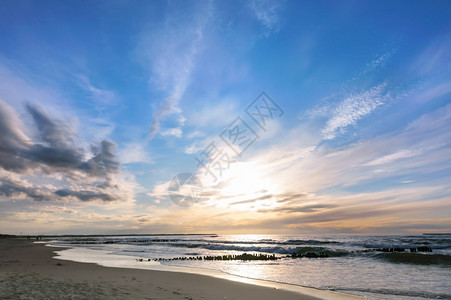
[{"xmin": 0, "ymin": 0, "xmax": 450, "ymax": 234}]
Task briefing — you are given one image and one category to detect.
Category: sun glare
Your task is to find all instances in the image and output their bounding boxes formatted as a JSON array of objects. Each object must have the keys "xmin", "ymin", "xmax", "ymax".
[{"xmin": 202, "ymin": 162, "xmax": 282, "ymax": 211}]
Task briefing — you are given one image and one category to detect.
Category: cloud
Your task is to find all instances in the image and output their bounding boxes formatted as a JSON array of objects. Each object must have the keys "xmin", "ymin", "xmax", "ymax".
[
  {"xmin": 139, "ymin": 71, "xmax": 451, "ymax": 233},
  {"xmin": 410, "ymin": 35, "xmax": 451, "ymax": 76},
  {"xmin": 26, "ymin": 104, "xmax": 75, "ymax": 148},
  {"xmin": 175, "ymin": 100, "xmax": 451, "ymax": 230},
  {"xmin": 146, "ymin": 181, "xmax": 170, "ymax": 202},
  {"xmin": 0, "ymin": 177, "xmax": 50, "ymax": 202},
  {"xmin": 0, "ymin": 101, "xmax": 85, "ymax": 173},
  {"xmin": 79, "ymin": 140, "xmax": 119, "ymax": 177},
  {"xmin": 357, "ymin": 48, "xmax": 396, "ymax": 78},
  {"xmin": 401, "ymin": 180, "xmax": 415, "ymax": 184},
  {"xmin": 188, "ymin": 99, "xmax": 238, "ymax": 128},
  {"xmin": 55, "ymin": 188, "xmax": 117, "ymax": 202},
  {"xmin": 249, "ymin": 0, "xmax": 284, "ymax": 37},
  {"xmin": 0, "ymin": 100, "xmax": 127, "ymax": 203},
  {"xmin": 259, "ymin": 203, "xmax": 337, "ymax": 214},
  {"xmin": 118, "ymin": 143, "xmax": 153, "ymax": 164},
  {"xmin": 364, "ymin": 149, "xmax": 422, "ymax": 166},
  {"xmin": 142, "ymin": 5, "xmax": 211, "ymax": 139},
  {"xmin": 184, "ymin": 144, "xmax": 199, "ymax": 154},
  {"xmin": 410, "ymin": 80, "xmax": 451, "ymax": 105},
  {"xmin": 186, "ymin": 130, "xmax": 205, "ymax": 139},
  {"xmin": 0, "ymin": 100, "xmax": 31, "ymax": 171},
  {"xmin": 178, "ymin": 115, "xmax": 186, "ymax": 126},
  {"xmin": 160, "ymin": 127, "xmax": 183, "ymax": 138},
  {"xmin": 148, "ymin": 91, "xmax": 183, "ymax": 139},
  {"xmin": 321, "ymin": 84, "xmax": 391, "ymax": 139},
  {"xmin": 1, "ymin": 101, "xmax": 119, "ymax": 180},
  {"xmin": 293, "ymin": 106, "xmax": 450, "ymax": 190},
  {"xmin": 77, "ymin": 75, "xmax": 116, "ymax": 106}
]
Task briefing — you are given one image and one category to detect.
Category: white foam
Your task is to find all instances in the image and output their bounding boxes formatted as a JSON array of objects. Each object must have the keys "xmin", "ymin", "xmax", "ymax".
[{"xmin": 53, "ymin": 246, "xmax": 219, "ymax": 274}]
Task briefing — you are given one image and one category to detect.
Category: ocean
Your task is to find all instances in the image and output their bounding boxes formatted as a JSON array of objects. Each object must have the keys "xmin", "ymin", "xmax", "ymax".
[{"xmin": 48, "ymin": 234, "xmax": 451, "ymax": 299}]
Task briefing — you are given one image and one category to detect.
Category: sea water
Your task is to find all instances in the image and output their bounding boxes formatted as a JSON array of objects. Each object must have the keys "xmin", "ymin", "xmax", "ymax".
[{"xmin": 48, "ymin": 234, "xmax": 451, "ymax": 299}]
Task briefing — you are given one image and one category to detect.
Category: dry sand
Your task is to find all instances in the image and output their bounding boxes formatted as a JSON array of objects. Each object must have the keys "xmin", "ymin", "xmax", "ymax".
[{"xmin": 0, "ymin": 239, "xmax": 364, "ymax": 300}]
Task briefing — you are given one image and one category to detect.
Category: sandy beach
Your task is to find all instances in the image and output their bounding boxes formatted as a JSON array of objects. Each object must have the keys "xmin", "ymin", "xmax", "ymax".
[{"xmin": 0, "ymin": 239, "xmax": 364, "ymax": 300}]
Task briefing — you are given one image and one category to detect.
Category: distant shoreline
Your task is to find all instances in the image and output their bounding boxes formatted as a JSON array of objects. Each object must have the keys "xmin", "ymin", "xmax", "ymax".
[
  {"xmin": 1, "ymin": 233, "xmax": 218, "ymax": 238},
  {"xmin": 422, "ymin": 233, "xmax": 451, "ymax": 235}
]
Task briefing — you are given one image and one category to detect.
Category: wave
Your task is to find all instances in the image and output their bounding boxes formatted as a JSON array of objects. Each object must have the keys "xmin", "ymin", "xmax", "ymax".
[
  {"xmin": 155, "ymin": 242, "xmax": 338, "ymax": 255},
  {"xmin": 60, "ymin": 238, "xmax": 180, "ymax": 245},
  {"xmin": 57, "ymin": 237, "xmax": 342, "ymax": 247},
  {"xmin": 375, "ymin": 252, "xmax": 451, "ymax": 266},
  {"xmin": 192, "ymin": 244, "xmax": 297, "ymax": 254},
  {"xmin": 160, "ymin": 243, "xmax": 351, "ymax": 257},
  {"xmin": 163, "ymin": 238, "xmax": 341, "ymax": 246},
  {"xmin": 285, "ymin": 239, "xmax": 340, "ymax": 245},
  {"xmin": 293, "ymin": 246, "xmax": 350, "ymax": 257},
  {"xmin": 57, "ymin": 240, "xmax": 299, "ymax": 254},
  {"xmin": 207, "ymin": 238, "xmax": 341, "ymax": 246}
]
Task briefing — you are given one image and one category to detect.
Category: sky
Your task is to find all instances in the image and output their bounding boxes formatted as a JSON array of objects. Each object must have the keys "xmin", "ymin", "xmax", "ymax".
[{"xmin": 0, "ymin": 0, "xmax": 450, "ymax": 235}]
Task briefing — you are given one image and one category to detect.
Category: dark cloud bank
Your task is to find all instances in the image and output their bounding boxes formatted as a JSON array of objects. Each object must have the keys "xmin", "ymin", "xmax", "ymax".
[{"xmin": 0, "ymin": 100, "xmax": 122, "ymax": 202}]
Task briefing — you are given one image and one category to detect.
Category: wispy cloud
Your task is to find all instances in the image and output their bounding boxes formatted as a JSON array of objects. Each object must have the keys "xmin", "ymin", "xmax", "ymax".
[
  {"xmin": 140, "ymin": 4, "xmax": 212, "ymax": 139},
  {"xmin": 364, "ymin": 149, "xmax": 422, "ymax": 166},
  {"xmin": 184, "ymin": 144, "xmax": 200, "ymax": 155},
  {"xmin": 188, "ymin": 99, "xmax": 238, "ymax": 128},
  {"xmin": 249, "ymin": 0, "xmax": 284, "ymax": 37},
  {"xmin": 321, "ymin": 84, "xmax": 391, "ymax": 140},
  {"xmin": 357, "ymin": 48, "xmax": 396, "ymax": 78},
  {"xmin": 410, "ymin": 35, "xmax": 451, "ymax": 76},
  {"xmin": 77, "ymin": 75, "xmax": 117, "ymax": 106},
  {"xmin": 0, "ymin": 176, "xmax": 51, "ymax": 202},
  {"xmin": 412, "ymin": 80, "xmax": 451, "ymax": 104},
  {"xmin": 160, "ymin": 127, "xmax": 183, "ymax": 138}
]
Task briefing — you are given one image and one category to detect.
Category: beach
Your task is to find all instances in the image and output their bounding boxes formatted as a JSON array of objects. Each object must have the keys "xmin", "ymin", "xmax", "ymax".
[{"xmin": 0, "ymin": 239, "xmax": 362, "ymax": 300}]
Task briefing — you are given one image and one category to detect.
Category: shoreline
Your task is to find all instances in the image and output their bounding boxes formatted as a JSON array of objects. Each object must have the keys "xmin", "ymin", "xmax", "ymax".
[
  {"xmin": 0, "ymin": 238, "xmax": 364, "ymax": 299},
  {"xmin": 52, "ymin": 244, "xmax": 364, "ymax": 299}
]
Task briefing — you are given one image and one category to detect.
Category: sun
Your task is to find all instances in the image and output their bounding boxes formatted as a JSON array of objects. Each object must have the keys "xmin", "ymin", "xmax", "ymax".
[{"xmin": 200, "ymin": 161, "xmax": 282, "ymax": 211}]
